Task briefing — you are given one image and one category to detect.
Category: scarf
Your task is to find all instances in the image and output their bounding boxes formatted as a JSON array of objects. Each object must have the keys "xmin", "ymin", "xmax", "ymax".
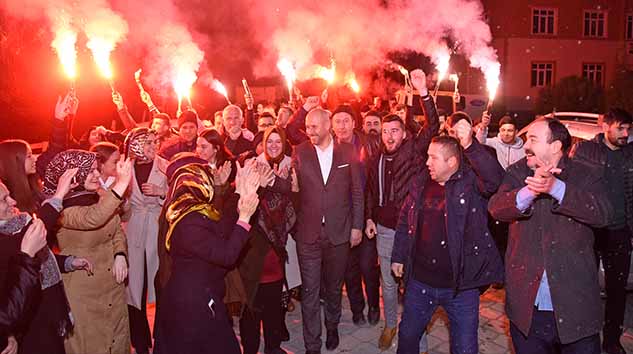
[
  {"xmin": 124, "ymin": 127, "xmax": 153, "ymax": 164},
  {"xmin": 164, "ymin": 163, "xmax": 221, "ymax": 251},
  {"xmin": 0, "ymin": 212, "xmax": 62, "ymax": 290},
  {"xmin": 255, "ymin": 154, "xmax": 295, "ymax": 257},
  {"xmin": 42, "ymin": 150, "xmax": 97, "ymax": 199}
]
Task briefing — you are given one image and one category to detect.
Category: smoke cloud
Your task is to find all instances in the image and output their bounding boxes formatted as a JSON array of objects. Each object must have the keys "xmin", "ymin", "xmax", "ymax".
[{"xmin": 1, "ymin": 0, "xmax": 498, "ymax": 96}]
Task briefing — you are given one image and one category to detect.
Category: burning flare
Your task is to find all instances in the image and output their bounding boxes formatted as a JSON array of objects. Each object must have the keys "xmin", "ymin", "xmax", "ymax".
[
  {"xmin": 51, "ymin": 28, "xmax": 78, "ymax": 80},
  {"xmin": 449, "ymin": 74, "xmax": 459, "ymax": 92},
  {"xmin": 87, "ymin": 38, "xmax": 114, "ymax": 79},
  {"xmin": 277, "ymin": 58, "xmax": 296, "ymax": 98},
  {"xmin": 485, "ymin": 63, "xmax": 501, "ymax": 101},
  {"xmin": 347, "ymin": 73, "xmax": 360, "ymax": 93},
  {"xmin": 211, "ymin": 79, "xmax": 231, "ymax": 104},
  {"xmin": 434, "ymin": 51, "xmax": 451, "ymax": 83},
  {"xmin": 316, "ymin": 65, "xmax": 335, "ymax": 84},
  {"xmin": 173, "ymin": 74, "xmax": 195, "ymax": 102}
]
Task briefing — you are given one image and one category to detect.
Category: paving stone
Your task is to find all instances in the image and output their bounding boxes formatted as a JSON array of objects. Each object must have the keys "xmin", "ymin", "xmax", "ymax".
[
  {"xmin": 480, "ymin": 340, "xmax": 509, "ymax": 354},
  {"xmin": 481, "ymin": 307, "xmax": 503, "ymax": 321}
]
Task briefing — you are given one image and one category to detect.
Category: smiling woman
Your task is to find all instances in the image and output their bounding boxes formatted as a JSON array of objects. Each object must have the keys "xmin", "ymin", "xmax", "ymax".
[{"xmin": 0, "ymin": 140, "xmax": 41, "ymax": 213}]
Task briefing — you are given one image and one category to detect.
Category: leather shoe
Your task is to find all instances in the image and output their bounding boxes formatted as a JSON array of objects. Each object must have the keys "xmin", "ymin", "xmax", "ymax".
[
  {"xmin": 325, "ymin": 328, "xmax": 340, "ymax": 351},
  {"xmin": 603, "ymin": 342, "xmax": 626, "ymax": 354},
  {"xmin": 368, "ymin": 306, "xmax": 380, "ymax": 326},
  {"xmin": 378, "ymin": 326, "xmax": 397, "ymax": 350},
  {"xmin": 352, "ymin": 312, "xmax": 367, "ymax": 326}
]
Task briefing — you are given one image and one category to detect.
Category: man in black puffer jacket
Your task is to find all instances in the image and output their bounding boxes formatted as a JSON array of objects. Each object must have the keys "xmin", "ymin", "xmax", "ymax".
[
  {"xmin": 570, "ymin": 108, "xmax": 633, "ymax": 354},
  {"xmin": 364, "ymin": 69, "xmax": 439, "ymax": 351}
]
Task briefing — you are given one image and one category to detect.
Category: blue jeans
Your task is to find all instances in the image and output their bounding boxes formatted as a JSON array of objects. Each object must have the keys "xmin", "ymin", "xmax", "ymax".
[{"xmin": 397, "ymin": 279, "xmax": 479, "ymax": 354}]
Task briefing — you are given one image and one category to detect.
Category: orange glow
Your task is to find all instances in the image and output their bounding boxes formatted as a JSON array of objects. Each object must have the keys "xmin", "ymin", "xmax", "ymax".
[
  {"xmin": 52, "ymin": 28, "xmax": 78, "ymax": 80},
  {"xmin": 435, "ymin": 52, "xmax": 450, "ymax": 82},
  {"xmin": 485, "ymin": 63, "xmax": 501, "ymax": 101},
  {"xmin": 277, "ymin": 58, "xmax": 296, "ymax": 96},
  {"xmin": 211, "ymin": 79, "xmax": 230, "ymax": 103},
  {"xmin": 87, "ymin": 37, "xmax": 114, "ymax": 79},
  {"xmin": 347, "ymin": 73, "xmax": 360, "ymax": 93}
]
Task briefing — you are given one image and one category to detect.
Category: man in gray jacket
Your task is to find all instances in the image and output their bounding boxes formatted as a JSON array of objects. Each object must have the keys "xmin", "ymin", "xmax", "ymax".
[{"xmin": 476, "ymin": 114, "xmax": 525, "ymax": 169}]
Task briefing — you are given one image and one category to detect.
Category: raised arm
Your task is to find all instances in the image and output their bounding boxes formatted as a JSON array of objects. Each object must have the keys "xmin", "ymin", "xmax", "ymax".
[
  {"xmin": 286, "ymin": 97, "xmax": 320, "ymax": 145},
  {"xmin": 409, "ymin": 70, "xmax": 440, "ymax": 154},
  {"xmin": 463, "ymin": 140, "xmax": 504, "ymax": 198}
]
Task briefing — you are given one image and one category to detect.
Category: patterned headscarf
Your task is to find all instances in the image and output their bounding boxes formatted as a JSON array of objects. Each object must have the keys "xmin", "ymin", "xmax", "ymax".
[
  {"xmin": 42, "ymin": 150, "xmax": 97, "ymax": 198},
  {"xmin": 164, "ymin": 163, "xmax": 221, "ymax": 251},
  {"xmin": 124, "ymin": 127, "xmax": 153, "ymax": 164}
]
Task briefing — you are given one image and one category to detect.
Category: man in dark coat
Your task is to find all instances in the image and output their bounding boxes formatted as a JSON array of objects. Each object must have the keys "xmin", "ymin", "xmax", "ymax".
[
  {"xmin": 292, "ymin": 108, "xmax": 364, "ymax": 354},
  {"xmin": 489, "ymin": 117, "xmax": 614, "ymax": 354},
  {"xmin": 569, "ymin": 108, "xmax": 633, "ymax": 354},
  {"xmin": 391, "ymin": 130, "xmax": 504, "ymax": 354},
  {"xmin": 365, "ymin": 69, "xmax": 439, "ymax": 350},
  {"xmin": 158, "ymin": 110, "xmax": 199, "ymax": 161},
  {"xmin": 221, "ymin": 104, "xmax": 255, "ymax": 160}
]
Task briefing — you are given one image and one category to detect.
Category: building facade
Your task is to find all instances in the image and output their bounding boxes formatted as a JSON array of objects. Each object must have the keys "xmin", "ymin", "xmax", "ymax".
[{"xmin": 478, "ymin": 0, "xmax": 633, "ymax": 111}]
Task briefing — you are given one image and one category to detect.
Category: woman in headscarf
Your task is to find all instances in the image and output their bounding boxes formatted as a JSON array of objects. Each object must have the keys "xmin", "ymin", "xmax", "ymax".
[
  {"xmin": 0, "ymin": 167, "xmax": 92, "ymax": 354},
  {"xmin": 122, "ymin": 128, "xmax": 167, "ymax": 354},
  {"xmin": 43, "ymin": 150, "xmax": 133, "ymax": 354},
  {"xmin": 238, "ymin": 126, "xmax": 297, "ymax": 354},
  {"xmin": 153, "ymin": 159, "xmax": 261, "ymax": 354}
]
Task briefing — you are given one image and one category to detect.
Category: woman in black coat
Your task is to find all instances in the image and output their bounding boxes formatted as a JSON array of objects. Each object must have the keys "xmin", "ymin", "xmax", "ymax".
[
  {"xmin": 153, "ymin": 160, "xmax": 261, "ymax": 354},
  {"xmin": 0, "ymin": 171, "xmax": 92, "ymax": 354},
  {"xmin": 0, "ymin": 207, "xmax": 47, "ymax": 352}
]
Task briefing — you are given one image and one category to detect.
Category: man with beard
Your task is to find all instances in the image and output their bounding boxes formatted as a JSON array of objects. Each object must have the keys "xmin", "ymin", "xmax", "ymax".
[
  {"xmin": 365, "ymin": 69, "xmax": 439, "ymax": 351},
  {"xmin": 489, "ymin": 118, "xmax": 613, "ymax": 354},
  {"xmin": 362, "ymin": 111, "xmax": 382, "ymax": 136},
  {"xmin": 570, "ymin": 108, "xmax": 633, "ymax": 354}
]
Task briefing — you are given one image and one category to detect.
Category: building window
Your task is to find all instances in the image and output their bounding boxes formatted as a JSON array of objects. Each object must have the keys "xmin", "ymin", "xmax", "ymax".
[
  {"xmin": 583, "ymin": 63, "xmax": 605, "ymax": 87},
  {"xmin": 531, "ymin": 62, "xmax": 554, "ymax": 87},
  {"xmin": 583, "ymin": 10, "xmax": 607, "ymax": 38},
  {"xmin": 626, "ymin": 14, "xmax": 633, "ymax": 40},
  {"xmin": 532, "ymin": 8, "xmax": 556, "ymax": 35}
]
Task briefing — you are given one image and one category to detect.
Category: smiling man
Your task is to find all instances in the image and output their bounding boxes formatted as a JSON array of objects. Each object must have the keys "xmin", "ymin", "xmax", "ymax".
[{"xmin": 489, "ymin": 117, "xmax": 614, "ymax": 354}]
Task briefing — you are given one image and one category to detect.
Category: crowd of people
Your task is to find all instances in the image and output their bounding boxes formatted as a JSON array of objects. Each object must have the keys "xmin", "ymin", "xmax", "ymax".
[{"xmin": 0, "ymin": 67, "xmax": 631, "ymax": 354}]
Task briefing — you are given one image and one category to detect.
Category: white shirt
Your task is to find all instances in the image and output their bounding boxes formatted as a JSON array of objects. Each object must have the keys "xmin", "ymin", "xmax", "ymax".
[{"xmin": 315, "ymin": 136, "xmax": 334, "ymax": 185}]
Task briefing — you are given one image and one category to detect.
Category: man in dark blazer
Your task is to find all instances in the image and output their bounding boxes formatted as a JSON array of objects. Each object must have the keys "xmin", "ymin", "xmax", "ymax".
[
  {"xmin": 292, "ymin": 108, "xmax": 364, "ymax": 354},
  {"xmin": 489, "ymin": 118, "xmax": 614, "ymax": 354}
]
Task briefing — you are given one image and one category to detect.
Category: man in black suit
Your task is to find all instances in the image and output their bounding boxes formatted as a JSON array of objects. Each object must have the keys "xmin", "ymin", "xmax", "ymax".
[{"xmin": 292, "ymin": 108, "xmax": 364, "ymax": 354}]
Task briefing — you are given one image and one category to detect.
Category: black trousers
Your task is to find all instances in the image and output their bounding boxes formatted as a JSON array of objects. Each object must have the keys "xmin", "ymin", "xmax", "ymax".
[
  {"xmin": 297, "ymin": 235, "xmax": 349, "ymax": 352},
  {"xmin": 594, "ymin": 227, "xmax": 632, "ymax": 346},
  {"xmin": 128, "ymin": 254, "xmax": 152, "ymax": 352},
  {"xmin": 344, "ymin": 235, "xmax": 380, "ymax": 315},
  {"xmin": 510, "ymin": 310, "xmax": 600, "ymax": 354},
  {"xmin": 239, "ymin": 280, "xmax": 284, "ymax": 354}
]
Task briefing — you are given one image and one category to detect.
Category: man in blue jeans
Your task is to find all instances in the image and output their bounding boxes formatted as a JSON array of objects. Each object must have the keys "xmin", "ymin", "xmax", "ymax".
[{"xmin": 391, "ymin": 119, "xmax": 505, "ymax": 354}]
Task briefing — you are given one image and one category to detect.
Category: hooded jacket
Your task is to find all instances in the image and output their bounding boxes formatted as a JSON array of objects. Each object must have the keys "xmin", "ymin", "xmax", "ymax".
[{"xmin": 476, "ymin": 127, "xmax": 525, "ymax": 170}]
